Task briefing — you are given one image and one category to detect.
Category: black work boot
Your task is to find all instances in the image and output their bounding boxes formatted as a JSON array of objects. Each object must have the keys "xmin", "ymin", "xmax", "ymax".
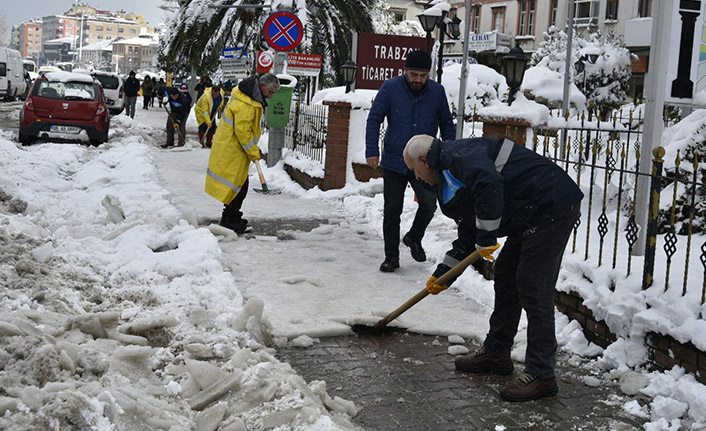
[
  {"xmin": 402, "ymin": 234, "xmax": 426, "ymax": 262},
  {"xmin": 379, "ymin": 256, "xmax": 399, "ymax": 272},
  {"xmin": 454, "ymin": 347, "xmax": 514, "ymax": 375},
  {"xmin": 500, "ymin": 372, "xmax": 559, "ymax": 402}
]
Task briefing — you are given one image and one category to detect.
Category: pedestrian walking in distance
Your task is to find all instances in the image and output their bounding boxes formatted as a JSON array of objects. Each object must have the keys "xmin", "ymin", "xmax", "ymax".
[
  {"xmin": 404, "ymin": 134, "xmax": 583, "ymax": 402},
  {"xmin": 141, "ymin": 75, "xmax": 154, "ymax": 110},
  {"xmin": 204, "ymin": 73, "xmax": 280, "ymax": 234},
  {"xmin": 365, "ymin": 50, "xmax": 455, "ymax": 273},
  {"xmin": 123, "ymin": 70, "xmax": 140, "ymax": 119}
]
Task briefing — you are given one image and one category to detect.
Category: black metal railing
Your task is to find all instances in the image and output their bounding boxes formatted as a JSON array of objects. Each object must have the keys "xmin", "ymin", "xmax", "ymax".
[
  {"xmin": 284, "ymin": 101, "xmax": 327, "ymax": 164},
  {"xmin": 471, "ymin": 107, "xmax": 706, "ymax": 311}
]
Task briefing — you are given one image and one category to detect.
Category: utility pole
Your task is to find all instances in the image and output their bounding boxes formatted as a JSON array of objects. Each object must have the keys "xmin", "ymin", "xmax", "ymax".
[
  {"xmin": 634, "ymin": 0, "xmax": 672, "ymax": 255},
  {"xmin": 455, "ymin": 0, "xmax": 472, "ymax": 139},
  {"xmin": 560, "ymin": 0, "xmax": 576, "ymax": 157}
]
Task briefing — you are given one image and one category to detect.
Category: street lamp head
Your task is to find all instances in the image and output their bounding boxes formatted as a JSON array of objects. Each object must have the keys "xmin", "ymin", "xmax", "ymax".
[
  {"xmin": 447, "ymin": 16, "xmax": 462, "ymax": 40},
  {"xmin": 587, "ymin": 53, "xmax": 599, "ymax": 64},
  {"xmin": 341, "ymin": 60, "xmax": 357, "ymax": 93},
  {"xmin": 417, "ymin": 12, "xmax": 441, "ymax": 33},
  {"xmin": 502, "ymin": 44, "xmax": 529, "ymax": 105},
  {"xmin": 503, "ymin": 44, "xmax": 529, "ymax": 90}
]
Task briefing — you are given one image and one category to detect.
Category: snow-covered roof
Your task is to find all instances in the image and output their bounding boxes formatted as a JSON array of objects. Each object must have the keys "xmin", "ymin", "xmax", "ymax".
[
  {"xmin": 44, "ymin": 71, "xmax": 96, "ymax": 83},
  {"xmin": 78, "ymin": 40, "xmax": 114, "ymax": 51},
  {"xmin": 45, "ymin": 36, "xmax": 77, "ymax": 45},
  {"xmin": 111, "ymin": 36, "xmax": 158, "ymax": 46}
]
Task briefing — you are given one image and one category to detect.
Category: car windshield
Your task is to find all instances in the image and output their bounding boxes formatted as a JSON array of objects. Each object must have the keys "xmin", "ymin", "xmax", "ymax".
[
  {"xmin": 93, "ymin": 74, "xmax": 119, "ymax": 90},
  {"xmin": 34, "ymin": 81, "xmax": 98, "ymax": 101}
]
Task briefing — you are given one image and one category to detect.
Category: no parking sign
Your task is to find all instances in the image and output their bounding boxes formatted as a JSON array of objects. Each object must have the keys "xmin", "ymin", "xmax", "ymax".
[{"xmin": 263, "ymin": 11, "xmax": 303, "ymax": 52}]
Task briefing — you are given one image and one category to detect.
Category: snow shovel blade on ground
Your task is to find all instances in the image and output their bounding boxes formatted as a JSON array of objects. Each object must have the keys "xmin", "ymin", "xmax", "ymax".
[
  {"xmin": 351, "ymin": 249, "xmax": 482, "ymax": 334},
  {"xmin": 253, "ymin": 159, "xmax": 281, "ymax": 194}
]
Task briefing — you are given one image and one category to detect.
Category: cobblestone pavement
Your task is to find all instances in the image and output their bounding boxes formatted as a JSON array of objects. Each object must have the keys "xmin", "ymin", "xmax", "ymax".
[{"xmin": 277, "ymin": 329, "xmax": 647, "ymax": 431}]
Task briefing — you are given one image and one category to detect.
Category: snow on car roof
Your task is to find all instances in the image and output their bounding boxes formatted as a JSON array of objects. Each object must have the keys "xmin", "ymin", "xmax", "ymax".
[{"xmin": 44, "ymin": 71, "xmax": 96, "ymax": 83}]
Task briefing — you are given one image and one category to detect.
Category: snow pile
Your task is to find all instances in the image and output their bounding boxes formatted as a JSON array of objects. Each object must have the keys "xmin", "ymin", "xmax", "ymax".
[{"xmin": 0, "ymin": 138, "xmax": 361, "ymax": 430}]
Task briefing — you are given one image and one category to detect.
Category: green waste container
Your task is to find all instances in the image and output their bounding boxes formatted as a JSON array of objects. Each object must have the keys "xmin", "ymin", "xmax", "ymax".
[{"xmin": 265, "ymin": 74, "xmax": 297, "ymax": 128}]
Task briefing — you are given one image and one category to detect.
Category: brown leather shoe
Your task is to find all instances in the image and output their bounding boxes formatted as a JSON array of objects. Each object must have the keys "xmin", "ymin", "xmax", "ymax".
[
  {"xmin": 500, "ymin": 372, "xmax": 558, "ymax": 402},
  {"xmin": 454, "ymin": 347, "xmax": 514, "ymax": 375}
]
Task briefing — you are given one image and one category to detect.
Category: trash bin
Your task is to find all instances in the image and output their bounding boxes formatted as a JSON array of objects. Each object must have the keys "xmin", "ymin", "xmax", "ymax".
[{"xmin": 265, "ymin": 73, "xmax": 297, "ymax": 128}]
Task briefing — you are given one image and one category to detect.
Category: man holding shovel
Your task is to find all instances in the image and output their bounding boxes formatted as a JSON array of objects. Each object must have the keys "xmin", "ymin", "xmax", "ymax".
[
  {"xmin": 161, "ymin": 87, "xmax": 190, "ymax": 148},
  {"xmin": 195, "ymin": 85, "xmax": 224, "ymax": 148},
  {"xmin": 205, "ymin": 73, "xmax": 280, "ymax": 234},
  {"xmin": 403, "ymin": 134, "xmax": 583, "ymax": 402}
]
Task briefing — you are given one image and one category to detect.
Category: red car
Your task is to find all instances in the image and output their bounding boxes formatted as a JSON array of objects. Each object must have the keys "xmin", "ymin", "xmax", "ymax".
[{"xmin": 19, "ymin": 71, "xmax": 110, "ymax": 146}]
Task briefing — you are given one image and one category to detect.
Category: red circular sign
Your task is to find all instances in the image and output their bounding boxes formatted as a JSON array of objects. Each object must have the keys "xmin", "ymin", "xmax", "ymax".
[
  {"xmin": 258, "ymin": 51, "xmax": 273, "ymax": 68},
  {"xmin": 263, "ymin": 11, "xmax": 303, "ymax": 52},
  {"xmin": 257, "ymin": 50, "xmax": 274, "ymax": 73}
]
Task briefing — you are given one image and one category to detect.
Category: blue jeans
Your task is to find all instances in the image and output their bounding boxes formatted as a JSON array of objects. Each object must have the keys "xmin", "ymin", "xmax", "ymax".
[
  {"xmin": 483, "ymin": 205, "xmax": 580, "ymax": 379},
  {"xmin": 382, "ymin": 168, "xmax": 437, "ymax": 258}
]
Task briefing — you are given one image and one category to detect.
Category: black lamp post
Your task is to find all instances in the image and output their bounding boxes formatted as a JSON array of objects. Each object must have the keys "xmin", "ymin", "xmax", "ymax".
[
  {"xmin": 502, "ymin": 44, "xmax": 529, "ymax": 106},
  {"xmin": 417, "ymin": 12, "xmax": 440, "ymax": 54},
  {"xmin": 341, "ymin": 60, "xmax": 357, "ymax": 93},
  {"xmin": 575, "ymin": 53, "xmax": 599, "ymax": 98}
]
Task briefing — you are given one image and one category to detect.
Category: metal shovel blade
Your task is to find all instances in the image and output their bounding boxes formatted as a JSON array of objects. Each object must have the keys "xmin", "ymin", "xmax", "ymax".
[
  {"xmin": 254, "ymin": 184, "xmax": 281, "ymax": 194},
  {"xmin": 350, "ymin": 250, "xmax": 482, "ymax": 335},
  {"xmin": 253, "ymin": 160, "xmax": 281, "ymax": 194}
]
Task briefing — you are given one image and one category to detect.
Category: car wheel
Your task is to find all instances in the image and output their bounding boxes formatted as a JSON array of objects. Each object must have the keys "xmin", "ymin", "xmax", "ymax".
[
  {"xmin": 18, "ymin": 133, "xmax": 34, "ymax": 146},
  {"xmin": 90, "ymin": 139, "xmax": 104, "ymax": 147}
]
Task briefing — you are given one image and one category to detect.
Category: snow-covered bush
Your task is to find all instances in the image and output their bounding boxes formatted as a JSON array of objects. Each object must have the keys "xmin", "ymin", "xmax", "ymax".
[{"xmin": 530, "ymin": 26, "xmax": 633, "ymax": 118}]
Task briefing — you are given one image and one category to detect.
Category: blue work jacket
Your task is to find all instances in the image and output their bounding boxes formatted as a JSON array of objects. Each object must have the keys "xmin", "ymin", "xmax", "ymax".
[
  {"xmin": 427, "ymin": 137, "xmax": 584, "ymax": 280},
  {"xmin": 365, "ymin": 75, "xmax": 455, "ymax": 174}
]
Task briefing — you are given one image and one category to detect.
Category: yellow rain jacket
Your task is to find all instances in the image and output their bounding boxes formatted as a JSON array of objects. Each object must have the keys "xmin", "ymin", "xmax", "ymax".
[
  {"xmin": 194, "ymin": 86, "xmax": 226, "ymax": 126},
  {"xmin": 205, "ymin": 81, "xmax": 263, "ymax": 205}
]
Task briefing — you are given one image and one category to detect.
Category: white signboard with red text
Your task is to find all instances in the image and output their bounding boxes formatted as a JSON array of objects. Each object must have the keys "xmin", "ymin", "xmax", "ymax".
[{"xmin": 286, "ymin": 53, "xmax": 322, "ymax": 76}]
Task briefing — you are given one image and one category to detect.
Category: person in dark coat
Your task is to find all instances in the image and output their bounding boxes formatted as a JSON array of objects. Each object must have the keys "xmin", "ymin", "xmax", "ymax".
[
  {"xmin": 194, "ymin": 75, "xmax": 211, "ymax": 102},
  {"xmin": 404, "ymin": 134, "xmax": 584, "ymax": 403},
  {"xmin": 123, "ymin": 70, "xmax": 140, "ymax": 118},
  {"xmin": 162, "ymin": 87, "xmax": 191, "ymax": 148},
  {"xmin": 179, "ymin": 83, "xmax": 193, "ymax": 107},
  {"xmin": 141, "ymin": 75, "xmax": 154, "ymax": 110},
  {"xmin": 365, "ymin": 50, "xmax": 455, "ymax": 272},
  {"xmin": 156, "ymin": 78, "xmax": 166, "ymax": 107}
]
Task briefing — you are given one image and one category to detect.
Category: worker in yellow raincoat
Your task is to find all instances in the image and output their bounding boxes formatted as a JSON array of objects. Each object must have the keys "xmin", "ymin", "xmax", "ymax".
[
  {"xmin": 194, "ymin": 85, "xmax": 225, "ymax": 148},
  {"xmin": 205, "ymin": 73, "xmax": 280, "ymax": 234}
]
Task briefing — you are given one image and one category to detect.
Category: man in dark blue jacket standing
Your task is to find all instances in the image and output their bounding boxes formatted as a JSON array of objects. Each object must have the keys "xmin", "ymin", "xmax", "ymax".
[
  {"xmin": 366, "ymin": 50, "xmax": 455, "ymax": 272},
  {"xmin": 404, "ymin": 135, "xmax": 583, "ymax": 402}
]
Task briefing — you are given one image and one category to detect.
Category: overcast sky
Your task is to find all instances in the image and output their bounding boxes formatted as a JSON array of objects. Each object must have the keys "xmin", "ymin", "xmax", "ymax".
[{"xmin": 4, "ymin": 0, "xmax": 171, "ymax": 28}]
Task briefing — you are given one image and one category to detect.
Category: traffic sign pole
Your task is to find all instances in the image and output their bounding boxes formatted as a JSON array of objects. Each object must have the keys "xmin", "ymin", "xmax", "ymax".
[{"xmin": 264, "ymin": 9, "xmax": 303, "ymax": 166}]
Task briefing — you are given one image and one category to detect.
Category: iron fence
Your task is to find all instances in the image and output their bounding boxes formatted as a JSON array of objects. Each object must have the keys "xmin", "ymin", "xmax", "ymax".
[
  {"xmin": 463, "ymin": 107, "xmax": 706, "ymax": 310},
  {"xmin": 283, "ymin": 101, "xmax": 327, "ymax": 164}
]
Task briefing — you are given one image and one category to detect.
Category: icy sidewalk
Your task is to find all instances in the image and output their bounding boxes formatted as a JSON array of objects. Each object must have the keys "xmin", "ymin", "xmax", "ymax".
[{"xmin": 151, "ymin": 145, "xmax": 493, "ymax": 341}]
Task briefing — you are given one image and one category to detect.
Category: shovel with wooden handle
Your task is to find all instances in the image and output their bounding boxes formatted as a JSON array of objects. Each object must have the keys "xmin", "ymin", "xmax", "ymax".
[
  {"xmin": 351, "ymin": 250, "xmax": 483, "ymax": 334},
  {"xmin": 253, "ymin": 159, "xmax": 281, "ymax": 194}
]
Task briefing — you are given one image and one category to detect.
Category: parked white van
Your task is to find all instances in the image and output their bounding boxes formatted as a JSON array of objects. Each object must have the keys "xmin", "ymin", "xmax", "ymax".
[{"xmin": 0, "ymin": 48, "xmax": 28, "ymax": 101}]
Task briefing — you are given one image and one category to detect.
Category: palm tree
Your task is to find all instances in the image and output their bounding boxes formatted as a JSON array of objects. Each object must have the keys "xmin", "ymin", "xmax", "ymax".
[{"xmin": 159, "ymin": 0, "xmax": 375, "ymax": 86}]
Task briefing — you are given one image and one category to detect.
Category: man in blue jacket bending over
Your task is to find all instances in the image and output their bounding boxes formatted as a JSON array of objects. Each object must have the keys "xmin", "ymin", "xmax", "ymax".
[
  {"xmin": 366, "ymin": 50, "xmax": 455, "ymax": 272},
  {"xmin": 404, "ymin": 134, "xmax": 583, "ymax": 402}
]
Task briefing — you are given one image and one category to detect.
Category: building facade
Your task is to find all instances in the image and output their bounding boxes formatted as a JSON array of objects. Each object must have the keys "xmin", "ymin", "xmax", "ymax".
[
  {"xmin": 80, "ymin": 17, "xmax": 141, "ymax": 45},
  {"xmin": 41, "ymin": 15, "xmax": 79, "ymax": 47},
  {"xmin": 12, "ymin": 20, "xmax": 44, "ymax": 60},
  {"xmin": 111, "ymin": 35, "xmax": 159, "ymax": 74}
]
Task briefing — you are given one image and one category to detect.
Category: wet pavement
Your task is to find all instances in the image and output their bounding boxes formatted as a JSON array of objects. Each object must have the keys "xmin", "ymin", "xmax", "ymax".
[{"xmin": 277, "ymin": 329, "xmax": 647, "ymax": 431}]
